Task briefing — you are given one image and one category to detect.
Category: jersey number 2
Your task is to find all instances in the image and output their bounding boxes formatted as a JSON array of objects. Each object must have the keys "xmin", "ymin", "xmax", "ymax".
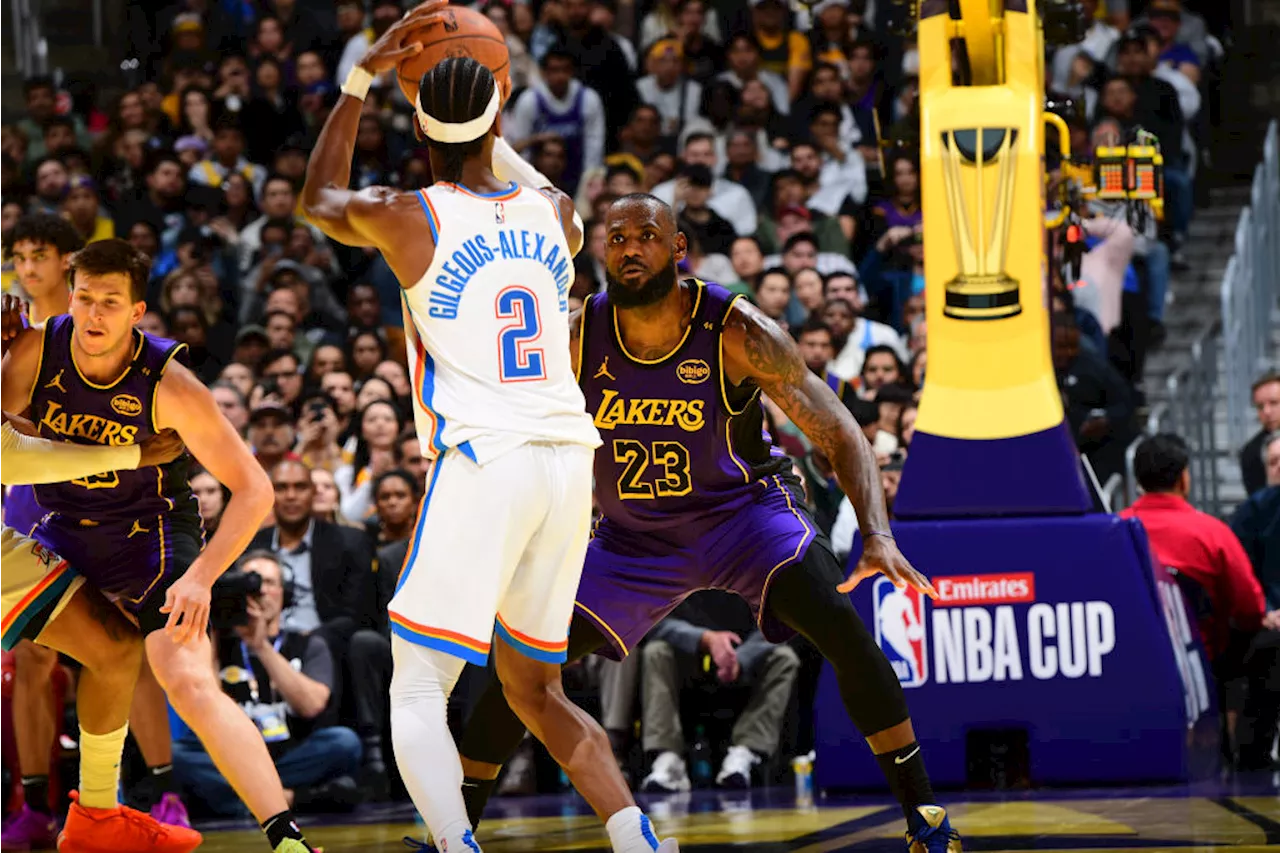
[{"xmin": 496, "ymin": 286, "xmax": 546, "ymax": 383}]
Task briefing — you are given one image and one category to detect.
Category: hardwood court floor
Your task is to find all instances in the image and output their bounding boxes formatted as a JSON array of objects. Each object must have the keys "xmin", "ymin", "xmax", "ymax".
[{"xmin": 191, "ymin": 775, "xmax": 1280, "ymax": 852}]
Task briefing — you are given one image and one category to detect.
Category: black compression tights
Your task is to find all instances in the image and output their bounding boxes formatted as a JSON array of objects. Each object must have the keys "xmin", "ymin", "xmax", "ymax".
[{"xmin": 458, "ymin": 537, "xmax": 910, "ymax": 770}]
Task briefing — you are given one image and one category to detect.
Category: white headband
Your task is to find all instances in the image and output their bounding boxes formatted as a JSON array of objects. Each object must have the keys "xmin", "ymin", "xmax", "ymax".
[{"xmin": 418, "ymin": 87, "xmax": 501, "ymax": 144}]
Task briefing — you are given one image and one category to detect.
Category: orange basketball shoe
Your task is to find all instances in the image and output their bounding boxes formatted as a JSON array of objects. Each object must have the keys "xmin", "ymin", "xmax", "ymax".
[{"xmin": 56, "ymin": 791, "xmax": 202, "ymax": 853}]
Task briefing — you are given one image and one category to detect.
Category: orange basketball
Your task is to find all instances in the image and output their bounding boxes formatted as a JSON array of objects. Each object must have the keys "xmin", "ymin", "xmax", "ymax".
[{"xmin": 397, "ymin": 5, "xmax": 511, "ymax": 110}]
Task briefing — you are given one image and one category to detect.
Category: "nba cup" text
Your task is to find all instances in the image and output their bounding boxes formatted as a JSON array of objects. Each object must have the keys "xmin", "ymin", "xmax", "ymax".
[{"xmin": 873, "ymin": 574, "xmax": 1117, "ymax": 687}]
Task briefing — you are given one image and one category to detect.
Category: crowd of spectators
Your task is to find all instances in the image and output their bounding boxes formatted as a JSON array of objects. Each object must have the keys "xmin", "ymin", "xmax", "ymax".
[{"xmin": 0, "ymin": 0, "xmax": 1270, "ymax": 822}]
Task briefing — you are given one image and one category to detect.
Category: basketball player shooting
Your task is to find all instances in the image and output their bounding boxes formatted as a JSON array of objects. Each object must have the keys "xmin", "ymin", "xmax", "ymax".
[
  {"xmin": 301, "ymin": 7, "xmax": 676, "ymax": 852},
  {"xmin": 449, "ymin": 195, "xmax": 964, "ymax": 853},
  {"xmin": 1, "ymin": 293, "xmax": 199, "ymax": 852},
  {"xmin": 2, "ymin": 245, "xmax": 319, "ymax": 853}
]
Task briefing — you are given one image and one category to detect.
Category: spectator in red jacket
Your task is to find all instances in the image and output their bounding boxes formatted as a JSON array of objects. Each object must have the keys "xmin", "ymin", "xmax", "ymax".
[{"xmin": 1122, "ymin": 433, "xmax": 1280, "ymax": 771}]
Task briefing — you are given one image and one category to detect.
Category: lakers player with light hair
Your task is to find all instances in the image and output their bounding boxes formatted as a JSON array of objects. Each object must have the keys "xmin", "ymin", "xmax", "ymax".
[
  {"xmin": 0, "ymin": 296, "xmax": 202, "ymax": 853},
  {"xmin": 302, "ymin": 4, "xmax": 676, "ymax": 852}
]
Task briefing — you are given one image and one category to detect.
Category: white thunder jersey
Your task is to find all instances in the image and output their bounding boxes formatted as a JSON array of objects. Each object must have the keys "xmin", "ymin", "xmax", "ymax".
[{"xmin": 402, "ymin": 180, "xmax": 601, "ymax": 463}]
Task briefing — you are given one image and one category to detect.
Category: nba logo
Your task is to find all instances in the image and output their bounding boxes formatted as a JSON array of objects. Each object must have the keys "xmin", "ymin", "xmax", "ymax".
[
  {"xmin": 873, "ymin": 577, "xmax": 928, "ymax": 687},
  {"xmin": 495, "ymin": 202, "xmax": 505, "ymax": 224}
]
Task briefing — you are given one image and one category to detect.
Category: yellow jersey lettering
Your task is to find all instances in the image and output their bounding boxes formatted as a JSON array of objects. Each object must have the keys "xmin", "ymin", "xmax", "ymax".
[
  {"xmin": 679, "ymin": 401, "xmax": 705, "ymax": 431},
  {"xmin": 626, "ymin": 398, "xmax": 648, "ymax": 425},
  {"xmin": 70, "ymin": 471, "xmax": 120, "ymax": 490},
  {"xmin": 592, "ymin": 391, "xmax": 706, "ymax": 432},
  {"xmin": 38, "ymin": 401, "xmax": 138, "ymax": 446}
]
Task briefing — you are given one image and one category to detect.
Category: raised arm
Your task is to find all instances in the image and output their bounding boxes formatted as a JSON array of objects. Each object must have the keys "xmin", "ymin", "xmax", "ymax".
[
  {"xmin": 721, "ymin": 299, "xmax": 935, "ymax": 597},
  {"xmin": 300, "ymin": 1, "xmax": 445, "ymax": 247},
  {"xmin": 492, "ymin": 135, "xmax": 586, "ymax": 256},
  {"xmin": 155, "ymin": 361, "xmax": 274, "ymax": 643}
]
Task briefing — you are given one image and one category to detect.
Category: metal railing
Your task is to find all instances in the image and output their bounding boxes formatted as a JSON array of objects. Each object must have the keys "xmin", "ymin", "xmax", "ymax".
[
  {"xmin": 1119, "ymin": 329, "xmax": 1223, "ymax": 517},
  {"xmin": 8, "ymin": 0, "xmax": 47, "ymax": 78},
  {"xmin": 1220, "ymin": 120, "xmax": 1280, "ymax": 452}
]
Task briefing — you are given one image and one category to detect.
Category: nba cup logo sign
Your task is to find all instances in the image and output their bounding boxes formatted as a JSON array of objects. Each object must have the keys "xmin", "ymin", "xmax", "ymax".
[
  {"xmin": 939, "ymin": 128, "xmax": 1021, "ymax": 321},
  {"xmin": 873, "ymin": 577, "xmax": 928, "ymax": 687}
]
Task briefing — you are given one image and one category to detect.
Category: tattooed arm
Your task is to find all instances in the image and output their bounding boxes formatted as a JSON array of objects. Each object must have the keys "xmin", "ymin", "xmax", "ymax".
[{"xmin": 722, "ymin": 299, "xmax": 935, "ymax": 596}]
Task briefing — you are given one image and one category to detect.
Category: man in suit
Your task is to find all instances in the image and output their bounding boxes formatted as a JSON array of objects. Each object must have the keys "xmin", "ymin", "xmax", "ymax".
[
  {"xmin": 1240, "ymin": 370, "xmax": 1280, "ymax": 497},
  {"xmin": 249, "ymin": 459, "xmax": 376, "ymax": 664}
]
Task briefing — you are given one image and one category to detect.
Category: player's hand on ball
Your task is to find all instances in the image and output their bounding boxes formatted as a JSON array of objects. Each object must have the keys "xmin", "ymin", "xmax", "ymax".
[
  {"xmin": 838, "ymin": 535, "xmax": 937, "ymax": 599},
  {"xmin": 137, "ymin": 429, "xmax": 186, "ymax": 468},
  {"xmin": 161, "ymin": 572, "xmax": 213, "ymax": 645},
  {"xmin": 357, "ymin": 0, "xmax": 449, "ymax": 75},
  {"xmin": 2, "ymin": 293, "xmax": 28, "ymax": 345}
]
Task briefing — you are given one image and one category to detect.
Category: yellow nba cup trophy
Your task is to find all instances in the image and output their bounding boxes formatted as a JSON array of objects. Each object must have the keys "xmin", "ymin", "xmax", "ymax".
[
  {"xmin": 818, "ymin": 0, "xmax": 1206, "ymax": 797},
  {"xmin": 894, "ymin": 0, "xmax": 1095, "ymax": 515}
]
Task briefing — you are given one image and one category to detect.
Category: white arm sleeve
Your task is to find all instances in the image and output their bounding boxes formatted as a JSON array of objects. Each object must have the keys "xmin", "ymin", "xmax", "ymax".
[
  {"xmin": 492, "ymin": 136, "xmax": 553, "ymax": 189},
  {"xmin": 1, "ymin": 421, "xmax": 140, "ymax": 486},
  {"xmin": 492, "ymin": 136, "xmax": 586, "ymax": 255}
]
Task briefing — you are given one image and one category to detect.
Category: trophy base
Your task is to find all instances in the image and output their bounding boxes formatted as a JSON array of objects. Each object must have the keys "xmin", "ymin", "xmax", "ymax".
[{"xmin": 944, "ymin": 273, "xmax": 1022, "ymax": 320}]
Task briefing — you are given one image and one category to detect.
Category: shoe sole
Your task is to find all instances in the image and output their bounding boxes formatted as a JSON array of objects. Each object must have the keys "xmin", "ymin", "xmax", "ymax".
[{"xmin": 57, "ymin": 829, "xmax": 201, "ymax": 853}]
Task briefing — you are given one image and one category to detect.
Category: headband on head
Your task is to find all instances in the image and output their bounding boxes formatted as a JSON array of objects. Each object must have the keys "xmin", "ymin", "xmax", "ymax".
[{"xmin": 417, "ymin": 86, "xmax": 501, "ymax": 144}]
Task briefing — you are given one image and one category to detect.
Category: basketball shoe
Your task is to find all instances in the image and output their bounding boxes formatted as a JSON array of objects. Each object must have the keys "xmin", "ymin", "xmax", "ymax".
[
  {"xmin": 906, "ymin": 805, "xmax": 962, "ymax": 853},
  {"xmin": 149, "ymin": 793, "xmax": 191, "ymax": 829},
  {"xmin": 55, "ymin": 791, "xmax": 201, "ymax": 853},
  {"xmin": 1, "ymin": 804, "xmax": 57, "ymax": 851}
]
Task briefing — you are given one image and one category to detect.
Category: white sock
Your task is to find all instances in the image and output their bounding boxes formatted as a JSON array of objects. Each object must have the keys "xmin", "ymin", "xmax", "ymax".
[
  {"xmin": 606, "ymin": 805, "xmax": 660, "ymax": 852},
  {"xmin": 78, "ymin": 723, "xmax": 127, "ymax": 810},
  {"xmin": 389, "ymin": 638, "xmax": 481, "ymax": 852}
]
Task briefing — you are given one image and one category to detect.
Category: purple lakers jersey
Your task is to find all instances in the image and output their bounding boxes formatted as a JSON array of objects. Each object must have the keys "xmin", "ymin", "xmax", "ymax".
[
  {"xmin": 872, "ymin": 200, "xmax": 922, "ymax": 232},
  {"xmin": 26, "ymin": 315, "xmax": 197, "ymax": 524},
  {"xmin": 580, "ymin": 279, "xmax": 790, "ymax": 538}
]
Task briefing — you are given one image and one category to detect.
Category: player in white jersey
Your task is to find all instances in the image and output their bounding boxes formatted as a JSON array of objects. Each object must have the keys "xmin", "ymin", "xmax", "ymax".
[{"xmin": 301, "ymin": 6, "xmax": 678, "ymax": 852}]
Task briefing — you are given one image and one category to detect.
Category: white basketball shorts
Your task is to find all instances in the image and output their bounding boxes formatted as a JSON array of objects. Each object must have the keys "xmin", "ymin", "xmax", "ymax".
[{"xmin": 387, "ymin": 441, "xmax": 593, "ymax": 665}]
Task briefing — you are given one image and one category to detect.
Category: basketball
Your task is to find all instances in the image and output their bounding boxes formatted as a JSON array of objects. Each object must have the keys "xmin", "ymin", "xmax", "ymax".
[{"xmin": 396, "ymin": 5, "xmax": 511, "ymax": 110}]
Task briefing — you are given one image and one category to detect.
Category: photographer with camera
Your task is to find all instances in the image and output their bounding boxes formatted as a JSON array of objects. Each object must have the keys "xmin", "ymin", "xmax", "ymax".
[{"xmin": 172, "ymin": 550, "xmax": 362, "ymax": 817}]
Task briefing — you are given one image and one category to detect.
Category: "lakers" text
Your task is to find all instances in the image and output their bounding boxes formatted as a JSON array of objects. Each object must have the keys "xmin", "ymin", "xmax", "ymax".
[
  {"xmin": 39, "ymin": 401, "xmax": 139, "ymax": 445},
  {"xmin": 592, "ymin": 389, "xmax": 705, "ymax": 432}
]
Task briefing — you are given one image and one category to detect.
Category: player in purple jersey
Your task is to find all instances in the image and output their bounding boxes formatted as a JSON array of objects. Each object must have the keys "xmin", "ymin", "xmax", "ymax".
[
  {"xmin": 0, "ymin": 294, "xmax": 199, "ymax": 850},
  {"xmin": 452, "ymin": 195, "xmax": 961, "ymax": 853},
  {"xmin": 2, "ymin": 215, "xmax": 194, "ymax": 841},
  {"xmin": 2, "ymin": 241, "xmax": 317, "ymax": 853}
]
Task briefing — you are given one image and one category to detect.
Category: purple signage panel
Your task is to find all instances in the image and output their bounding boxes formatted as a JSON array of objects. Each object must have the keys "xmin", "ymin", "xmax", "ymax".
[{"xmin": 814, "ymin": 514, "xmax": 1210, "ymax": 789}]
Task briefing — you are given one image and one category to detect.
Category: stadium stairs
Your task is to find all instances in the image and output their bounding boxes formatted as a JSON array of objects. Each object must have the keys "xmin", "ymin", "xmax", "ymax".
[{"xmin": 1145, "ymin": 1, "xmax": 1280, "ymax": 518}]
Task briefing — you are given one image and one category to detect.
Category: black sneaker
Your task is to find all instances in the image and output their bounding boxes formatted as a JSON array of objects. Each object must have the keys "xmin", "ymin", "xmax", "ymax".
[{"xmin": 293, "ymin": 775, "xmax": 361, "ymax": 813}]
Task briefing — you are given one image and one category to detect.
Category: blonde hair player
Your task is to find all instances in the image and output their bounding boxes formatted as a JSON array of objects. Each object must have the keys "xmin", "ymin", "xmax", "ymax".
[{"xmin": 300, "ymin": 3, "xmax": 677, "ymax": 851}]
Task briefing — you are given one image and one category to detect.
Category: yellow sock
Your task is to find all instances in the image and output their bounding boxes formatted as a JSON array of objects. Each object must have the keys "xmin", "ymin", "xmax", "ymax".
[{"xmin": 78, "ymin": 723, "xmax": 127, "ymax": 810}]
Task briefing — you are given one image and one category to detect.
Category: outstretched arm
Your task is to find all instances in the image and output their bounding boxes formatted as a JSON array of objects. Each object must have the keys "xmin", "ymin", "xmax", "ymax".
[
  {"xmin": 1, "ymin": 418, "xmax": 138, "ymax": 484},
  {"xmin": 721, "ymin": 299, "xmax": 936, "ymax": 597},
  {"xmin": 155, "ymin": 361, "xmax": 275, "ymax": 643},
  {"xmin": 301, "ymin": 0, "xmax": 445, "ymax": 247}
]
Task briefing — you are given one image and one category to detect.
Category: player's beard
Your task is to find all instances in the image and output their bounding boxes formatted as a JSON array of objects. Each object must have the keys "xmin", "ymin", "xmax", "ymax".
[{"xmin": 606, "ymin": 261, "xmax": 678, "ymax": 309}]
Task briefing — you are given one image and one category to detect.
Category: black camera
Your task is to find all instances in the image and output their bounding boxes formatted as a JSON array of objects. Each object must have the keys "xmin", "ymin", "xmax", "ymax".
[{"xmin": 210, "ymin": 569, "xmax": 262, "ymax": 631}]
